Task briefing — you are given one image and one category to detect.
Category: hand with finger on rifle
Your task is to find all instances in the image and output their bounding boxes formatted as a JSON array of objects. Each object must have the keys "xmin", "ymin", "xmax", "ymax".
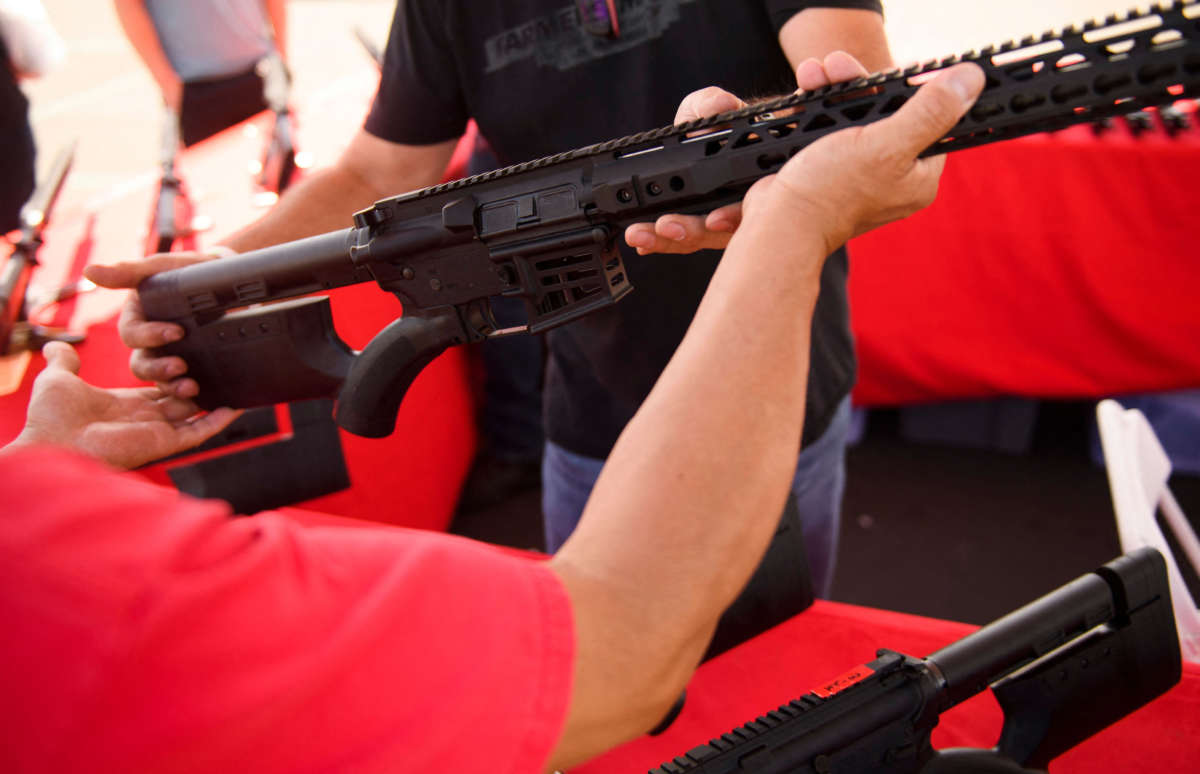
[
  {"xmin": 623, "ymin": 50, "xmax": 884, "ymax": 256},
  {"xmin": 82, "ymin": 250, "xmax": 225, "ymax": 399}
]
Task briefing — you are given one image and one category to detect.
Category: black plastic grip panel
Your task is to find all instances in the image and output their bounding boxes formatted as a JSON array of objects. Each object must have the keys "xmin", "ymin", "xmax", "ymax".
[
  {"xmin": 334, "ymin": 310, "xmax": 467, "ymax": 438},
  {"xmin": 158, "ymin": 296, "xmax": 355, "ymax": 410}
]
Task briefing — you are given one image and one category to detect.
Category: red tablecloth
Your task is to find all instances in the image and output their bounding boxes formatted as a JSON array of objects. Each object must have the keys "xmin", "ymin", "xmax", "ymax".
[
  {"xmin": 577, "ymin": 600, "xmax": 1200, "ymax": 773},
  {"xmin": 848, "ymin": 116, "xmax": 1200, "ymax": 406}
]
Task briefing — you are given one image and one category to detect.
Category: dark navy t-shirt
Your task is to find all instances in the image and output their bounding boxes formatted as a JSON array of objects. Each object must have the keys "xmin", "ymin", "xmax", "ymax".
[{"xmin": 365, "ymin": 0, "xmax": 881, "ymax": 457}]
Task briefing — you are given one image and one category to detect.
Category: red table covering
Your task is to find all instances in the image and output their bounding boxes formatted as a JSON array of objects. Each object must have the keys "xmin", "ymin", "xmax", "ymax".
[
  {"xmin": 848, "ymin": 115, "xmax": 1200, "ymax": 406},
  {"xmin": 577, "ymin": 600, "xmax": 1200, "ymax": 773}
]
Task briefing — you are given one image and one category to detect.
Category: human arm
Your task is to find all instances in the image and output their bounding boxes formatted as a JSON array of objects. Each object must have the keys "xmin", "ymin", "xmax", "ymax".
[
  {"xmin": 779, "ymin": 5, "xmax": 893, "ymax": 73},
  {"xmin": 0, "ymin": 0, "xmax": 64, "ymax": 77},
  {"xmin": 263, "ymin": 0, "xmax": 286, "ymax": 61},
  {"xmin": 112, "ymin": 0, "xmax": 183, "ymax": 110},
  {"xmin": 83, "ymin": 129, "xmax": 458, "ymax": 394},
  {"xmin": 2, "ymin": 341, "xmax": 239, "ymax": 468},
  {"xmin": 544, "ymin": 61, "xmax": 984, "ymax": 770},
  {"xmin": 627, "ymin": 2, "xmax": 894, "ymax": 255}
]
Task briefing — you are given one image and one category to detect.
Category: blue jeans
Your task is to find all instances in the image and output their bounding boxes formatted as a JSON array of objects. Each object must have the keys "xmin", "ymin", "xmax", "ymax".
[{"xmin": 542, "ymin": 395, "xmax": 852, "ymax": 598}]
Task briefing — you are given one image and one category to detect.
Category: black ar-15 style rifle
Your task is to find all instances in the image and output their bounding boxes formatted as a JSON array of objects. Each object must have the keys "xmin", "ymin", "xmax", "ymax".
[
  {"xmin": 140, "ymin": 2, "xmax": 1200, "ymax": 438},
  {"xmin": 650, "ymin": 547, "xmax": 1182, "ymax": 774}
]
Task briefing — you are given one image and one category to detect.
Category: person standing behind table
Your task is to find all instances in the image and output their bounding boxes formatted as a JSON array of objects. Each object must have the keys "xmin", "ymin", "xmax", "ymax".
[
  {"xmin": 359, "ymin": 0, "xmax": 893, "ymax": 597},
  {"xmin": 90, "ymin": 1, "xmax": 892, "ymax": 599},
  {"xmin": 113, "ymin": 0, "xmax": 287, "ymax": 146},
  {"xmin": 0, "ymin": 0, "xmax": 65, "ymax": 233}
]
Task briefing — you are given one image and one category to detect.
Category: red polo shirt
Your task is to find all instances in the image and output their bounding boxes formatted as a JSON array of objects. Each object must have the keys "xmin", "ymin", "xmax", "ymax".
[{"xmin": 0, "ymin": 446, "xmax": 574, "ymax": 773}]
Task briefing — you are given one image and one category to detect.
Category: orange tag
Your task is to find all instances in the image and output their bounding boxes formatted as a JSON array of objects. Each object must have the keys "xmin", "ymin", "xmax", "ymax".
[
  {"xmin": 812, "ymin": 664, "xmax": 875, "ymax": 699},
  {"xmin": 0, "ymin": 351, "xmax": 33, "ymax": 396}
]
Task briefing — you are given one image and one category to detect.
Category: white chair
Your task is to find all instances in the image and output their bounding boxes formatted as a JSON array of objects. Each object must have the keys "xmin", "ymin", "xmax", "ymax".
[{"xmin": 1097, "ymin": 399, "xmax": 1200, "ymax": 663}]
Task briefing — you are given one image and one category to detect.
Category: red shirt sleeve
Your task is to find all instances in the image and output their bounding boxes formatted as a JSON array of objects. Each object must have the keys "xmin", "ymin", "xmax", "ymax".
[{"xmin": 0, "ymin": 446, "xmax": 574, "ymax": 773}]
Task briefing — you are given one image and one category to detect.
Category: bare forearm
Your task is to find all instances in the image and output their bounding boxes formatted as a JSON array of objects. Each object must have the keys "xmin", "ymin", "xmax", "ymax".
[
  {"xmin": 549, "ymin": 195, "xmax": 828, "ymax": 764},
  {"xmin": 220, "ymin": 132, "xmax": 457, "ymax": 252},
  {"xmin": 544, "ymin": 59, "xmax": 984, "ymax": 771},
  {"xmin": 113, "ymin": 0, "xmax": 180, "ymax": 103},
  {"xmin": 569, "ymin": 205, "xmax": 823, "ymax": 636},
  {"xmin": 220, "ymin": 165, "xmax": 381, "ymax": 252},
  {"xmin": 780, "ymin": 7, "xmax": 894, "ymax": 72}
]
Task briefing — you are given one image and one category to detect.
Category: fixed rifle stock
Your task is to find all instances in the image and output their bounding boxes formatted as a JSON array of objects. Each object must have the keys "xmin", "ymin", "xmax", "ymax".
[
  {"xmin": 650, "ymin": 547, "xmax": 1181, "ymax": 774},
  {"xmin": 139, "ymin": 2, "xmax": 1200, "ymax": 436}
]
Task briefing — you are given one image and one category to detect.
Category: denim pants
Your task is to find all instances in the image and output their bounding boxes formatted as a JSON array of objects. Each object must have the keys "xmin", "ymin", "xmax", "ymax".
[{"xmin": 542, "ymin": 396, "xmax": 852, "ymax": 598}]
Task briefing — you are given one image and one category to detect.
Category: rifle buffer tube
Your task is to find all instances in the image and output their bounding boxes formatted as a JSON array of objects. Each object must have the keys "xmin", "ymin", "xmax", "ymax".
[
  {"xmin": 140, "ymin": 228, "xmax": 359, "ymax": 321},
  {"xmin": 137, "ymin": 217, "xmax": 482, "ymax": 437},
  {"xmin": 926, "ymin": 572, "xmax": 1115, "ymax": 709}
]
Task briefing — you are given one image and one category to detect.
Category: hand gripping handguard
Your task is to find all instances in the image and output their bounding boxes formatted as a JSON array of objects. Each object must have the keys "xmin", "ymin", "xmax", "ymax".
[{"xmin": 139, "ymin": 2, "xmax": 1200, "ymax": 437}]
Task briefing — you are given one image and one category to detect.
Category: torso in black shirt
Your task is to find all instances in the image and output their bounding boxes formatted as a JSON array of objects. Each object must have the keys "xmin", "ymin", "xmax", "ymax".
[{"xmin": 366, "ymin": 0, "xmax": 876, "ymax": 456}]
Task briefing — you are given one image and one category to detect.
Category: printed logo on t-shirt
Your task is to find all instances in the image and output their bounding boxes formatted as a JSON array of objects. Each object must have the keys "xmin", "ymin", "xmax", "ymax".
[{"xmin": 484, "ymin": 0, "xmax": 698, "ymax": 73}]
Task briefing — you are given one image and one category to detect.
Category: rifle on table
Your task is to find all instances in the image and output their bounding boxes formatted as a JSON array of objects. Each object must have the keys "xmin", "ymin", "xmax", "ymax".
[
  {"xmin": 139, "ymin": 2, "xmax": 1200, "ymax": 438},
  {"xmin": 1, "ymin": 143, "xmax": 84, "ymax": 356},
  {"xmin": 651, "ymin": 547, "xmax": 1182, "ymax": 774},
  {"xmin": 147, "ymin": 109, "xmax": 192, "ymax": 256},
  {"xmin": 256, "ymin": 52, "xmax": 299, "ymax": 196}
]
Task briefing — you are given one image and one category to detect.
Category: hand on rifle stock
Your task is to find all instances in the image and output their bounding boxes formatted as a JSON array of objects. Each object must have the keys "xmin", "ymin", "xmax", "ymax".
[{"xmin": 83, "ymin": 251, "xmax": 216, "ymax": 398}]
